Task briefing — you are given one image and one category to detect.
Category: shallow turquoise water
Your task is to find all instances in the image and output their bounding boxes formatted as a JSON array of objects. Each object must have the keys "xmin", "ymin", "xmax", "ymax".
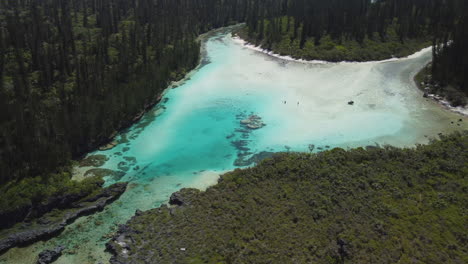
[{"xmin": 1, "ymin": 28, "xmax": 467, "ymax": 264}]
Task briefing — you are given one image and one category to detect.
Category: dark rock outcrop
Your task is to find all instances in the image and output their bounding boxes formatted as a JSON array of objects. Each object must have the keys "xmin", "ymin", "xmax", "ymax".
[
  {"xmin": 107, "ymin": 188, "xmax": 208, "ymax": 264},
  {"xmin": 37, "ymin": 245, "xmax": 65, "ymax": 264},
  {"xmin": 169, "ymin": 189, "xmax": 201, "ymax": 207},
  {"xmin": 106, "ymin": 205, "xmax": 173, "ymax": 264},
  {"xmin": 106, "ymin": 221, "xmax": 139, "ymax": 264},
  {"xmin": 0, "ymin": 182, "xmax": 127, "ymax": 254},
  {"xmin": 0, "ymin": 179, "xmax": 107, "ymax": 230},
  {"xmin": 0, "ymin": 190, "xmax": 92, "ymax": 230}
]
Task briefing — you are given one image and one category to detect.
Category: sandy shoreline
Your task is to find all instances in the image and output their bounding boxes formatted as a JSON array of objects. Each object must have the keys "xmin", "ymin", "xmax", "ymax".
[
  {"xmin": 425, "ymin": 94, "xmax": 468, "ymax": 116},
  {"xmin": 231, "ymin": 35, "xmax": 433, "ymax": 65},
  {"xmin": 232, "ymin": 34, "xmax": 468, "ymax": 117}
]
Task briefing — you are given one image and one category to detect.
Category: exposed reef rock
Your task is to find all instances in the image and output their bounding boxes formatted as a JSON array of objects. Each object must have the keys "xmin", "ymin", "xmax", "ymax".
[
  {"xmin": 37, "ymin": 245, "xmax": 65, "ymax": 264},
  {"xmin": 240, "ymin": 114, "xmax": 266, "ymax": 129},
  {"xmin": 0, "ymin": 183, "xmax": 127, "ymax": 254}
]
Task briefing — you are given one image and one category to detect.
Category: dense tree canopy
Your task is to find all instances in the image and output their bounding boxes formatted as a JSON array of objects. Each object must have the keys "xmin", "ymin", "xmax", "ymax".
[
  {"xmin": 244, "ymin": 0, "xmax": 467, "ymax": 90},
  {"xmin": 0, "ymin": 0, "xmax": 251, "ymax": 184},
  {"xmin": 245, "ymin": 0, "xmax": 434, "ymax": 47},
  {"xmin": 108, "ymin": 132, "xmax": 468, "ymax": 264},
  {"xmin": 0, "ymin": 0, "xmax": 466, "ymax": 187},
  {"xmin": 431, "ymin": 0, "xmax": 468, "ymax": 94}
]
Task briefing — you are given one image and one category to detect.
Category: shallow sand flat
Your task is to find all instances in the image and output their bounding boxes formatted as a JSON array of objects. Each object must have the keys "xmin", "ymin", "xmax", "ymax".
[
  {"xmin": 226, "ymin": 35, "xmax": 466, "ymax": 151},
  {"xmin": 1, "ymin": 28, "xmax": 466, "ymax": 264}
]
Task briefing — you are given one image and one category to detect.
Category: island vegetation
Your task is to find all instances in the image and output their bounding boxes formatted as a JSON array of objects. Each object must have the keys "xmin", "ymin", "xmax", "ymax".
[
  {"xmin": 240, "ymin": 0, "xmax": 467, "ymax": 106},
  {"xmin": 240, "ymin": 1, "xmax": 437, "ymax": 62},
  {"xmin": 237, "ymin": 19, "xmax": 431, "ymax": 62},
  {"xmin": 415, "ymin": 63, "xmax": 467, "ymax": 107},
  {"xmin": 0, "ymin": 0, "xmax": 249, "ymax": 229},
  {"xmin": 108, "ymin": 132, "xmax": 468, "ymax": 264},
  {"xmin": 0, "ymin": 0, "xmax": 467, "ymax": 260}
]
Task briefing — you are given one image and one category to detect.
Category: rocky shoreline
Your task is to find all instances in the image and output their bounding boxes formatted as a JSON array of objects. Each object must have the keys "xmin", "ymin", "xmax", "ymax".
[
  {"xmin": 37, "ymin": 245, "xmax": 65, "ymax": 264},
  {"xmin": 0, "ymin": 182, "xmax": 127, "ymax": 254},
  {"xmin": 415, "ymin": 63, "xmax": 468, "ymax": 117},
  {"xmin": 105, "ymin": 134, "xmax": 468, "ymax": 263},
  {"xmin": 106, "ymin": 188, "xmax": 198, "ymax": 264}
]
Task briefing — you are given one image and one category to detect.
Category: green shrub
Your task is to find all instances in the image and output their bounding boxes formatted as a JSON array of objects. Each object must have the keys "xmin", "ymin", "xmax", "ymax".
[
  {"xmin": 0, "ymin": 165, "xmax": 103, "ymax": 213},
  {"xmin": 116, "ymin": 132, "xmax": 468, "ymax": 264}
]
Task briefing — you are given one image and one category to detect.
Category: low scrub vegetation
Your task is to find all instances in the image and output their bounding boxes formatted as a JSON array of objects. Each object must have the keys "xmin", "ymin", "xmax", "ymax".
[{"xmin": 111, "ymin": 132, "xmax": 468, "ymax": 264}]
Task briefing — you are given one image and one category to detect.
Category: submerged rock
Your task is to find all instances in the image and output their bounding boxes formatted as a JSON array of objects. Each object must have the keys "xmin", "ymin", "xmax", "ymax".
[
  {"xmin": 231, "ymin": 140, "xmax": 251, "ymax": 152},
  {"xmin": 234, "ymin": 151, "xmax": 276, "ymax": 167},
  {"xmin": 240, "ymin": 114, "xmax": 266, "ymax": 130},
  {"xmin": 84, "ymin": 168, "xmax": 126, "ymax": 181},
  {"xmin": 37, "ymin": 245, "xmax": 65, "ymax": 264}
]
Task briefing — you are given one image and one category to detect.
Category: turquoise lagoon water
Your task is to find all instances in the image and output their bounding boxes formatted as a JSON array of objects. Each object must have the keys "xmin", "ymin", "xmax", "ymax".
[{"xmin": 1, "ymin": 28, "xmax": 467, "ymax": 264}]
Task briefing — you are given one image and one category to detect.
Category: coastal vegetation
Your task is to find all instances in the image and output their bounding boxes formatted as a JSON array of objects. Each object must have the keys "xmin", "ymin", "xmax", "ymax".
[
  {"xmin": 0, "ymin": 0, "xmax": 250, "ymax": 226},
  {"xmin": 238, "ymin": 19, "xmax": 431, "ymax": 62},
  {"xmin": 241, "ymin": 0, "xmax": 436, "ymax": 62},
  {"xmin": 0, "ymin": 0, "xmax": 467, "ymax": 260},
  {"xmin": 0, "ymin": 165, "xmax": 103, "ymax": 229},
  {"xmin": 415, "ymin": 63, "xmax": 467, "ymax": 107},
  {"xmin": 1, "ymin": 0, "xmax": 466, "ymax": 204},
  {"xmin": 108, "ymin": 132, "xmax": 468, "ymax": 264},
  {"xmin": 0, "ymin": 0, "xmax": 296, "ymax": 187},
  {"xmin": 0, "ymin": 180, "xmax": 127, "ymax": 254},
  {"xmin": 431, "ymin": 0, "xmax": 468, "ymax": 100},
  {"xmin": 242, "ymin": 0, "xmax": 467, "ymax": 102}
]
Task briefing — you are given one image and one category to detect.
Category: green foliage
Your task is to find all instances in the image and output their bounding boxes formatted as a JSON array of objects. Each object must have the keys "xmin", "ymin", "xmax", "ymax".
[
  {"xmin": 416, "ymin": 63, "xmax": 467, "ymax": 107},
  {"xmin": 0, "ymin": 0, "xmax": 247, "ymax": 185},
  {"xmin": 240, "ymin": 17, "xmax": 431, "ymax": 62},
  {"xmin": 431, "ymin": 0, "xmax": 468, "ymax": 96},
  {"xmin": 118, "ymin": 132, "xmax": 468, "ymax": 264},
  {"xmin": 0, "ymin": 165, "xmax": 103, "ymax": 213}
]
